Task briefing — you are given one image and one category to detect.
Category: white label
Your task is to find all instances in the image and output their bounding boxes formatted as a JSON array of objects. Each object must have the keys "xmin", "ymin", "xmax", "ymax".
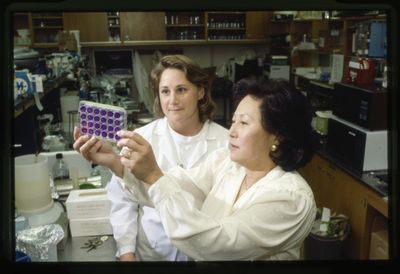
[
  {"xmin": 349, "ymin": 61, "xmax": 361, "ymax": 69},
  {"xmin": 319, "ymin": 207, "xmax": 331, "ymax": 233},
  {"xmin": 34, "ymin": 75, "xmax": 44, "ymax": 93}
]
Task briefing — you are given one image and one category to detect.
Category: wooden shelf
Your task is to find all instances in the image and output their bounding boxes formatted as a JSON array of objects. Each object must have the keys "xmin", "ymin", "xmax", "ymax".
[
  {"xmin": 165, "ymin": 12, "xmax": 205, "ymax": 40},
  {"xmin": 207, "ymin": 11, "xmax": 245, "ymax": 15},
  {"xmin": 33, "ymin": 26, "xmax": 63, "ymax": 29},
  {"xmin": 208, "ymin": 27, "xmax": 245, "ymax": 30},
  {"xmin": 80, "ymin": 41, "xmax": 123, "ymax": 47},
  {"xmin": 32, "ymin": 42, "xmax": 59, "ymax": 48},
  {"xmin": 206, "ymin": 39, "xmax": 267, "ymax": 44},
  {"xmin": 166, "ymin": 24, "xmax": 204, "ymax": 27},
  {"xmin": 122, "ymin": 40, "xmax": 208, "ymax": 46},
  {"xmin": 31, "ymin": 12, "xmax": 63, "ymax": 43},
  {"xmin": 107, "ymin": 12, "xmax": 121, "ymax": 41},
  {"xmin": 32, "ymin": 16, "xmax": 62, "ymax": 19}
]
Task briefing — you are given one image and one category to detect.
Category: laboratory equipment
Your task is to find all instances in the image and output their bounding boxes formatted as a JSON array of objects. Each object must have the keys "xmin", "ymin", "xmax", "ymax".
[
  {"xmin": 52, "ymin": 153, "xmax": 70, "ymax": 180},
  {"xmin": 14, "ymin": 154, "xmax": 64, "ymax": 227}
]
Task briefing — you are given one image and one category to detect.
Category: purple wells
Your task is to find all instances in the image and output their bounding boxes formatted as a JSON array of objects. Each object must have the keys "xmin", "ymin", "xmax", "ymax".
[{"xmin": 78, "ymin": 101, "xmax": 127, "ymax": 142}]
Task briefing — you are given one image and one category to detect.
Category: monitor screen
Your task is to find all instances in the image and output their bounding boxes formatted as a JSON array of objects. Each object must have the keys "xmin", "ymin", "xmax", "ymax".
[{"xmin": 94, "ymin": 50, "xmax": 133, "ymax": 75}]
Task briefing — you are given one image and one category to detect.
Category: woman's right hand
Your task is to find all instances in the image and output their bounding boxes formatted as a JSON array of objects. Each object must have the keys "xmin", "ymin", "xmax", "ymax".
[{"xmin": 72, "ymin": 126, "xmax": 119, "ymax": 170}]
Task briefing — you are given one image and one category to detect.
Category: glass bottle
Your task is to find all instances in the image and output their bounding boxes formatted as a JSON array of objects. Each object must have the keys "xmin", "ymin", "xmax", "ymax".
[{"xmin": 52, "ymin": 153, "xmax": 70, "ymax": 181}]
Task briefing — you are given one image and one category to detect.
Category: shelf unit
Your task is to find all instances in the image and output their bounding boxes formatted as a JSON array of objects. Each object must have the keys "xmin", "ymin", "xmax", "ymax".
[
  {"xmin": 342, "ymin": 16, "xmax": 387, "ymax": 83},
  {"xmin": 19, "ymin": 11, "xmax": 270, "ymax": 48},
  {"xmin": 106, "ymin": 12, "xmax": 121, "ymax": 41},
  {"xmin": 165, "ymin": 12, "xmax": 205, "ymax": 40},
  {"xmin": 288, "ymin": 19, "xmax": 336, "ymax": 69},
  {"xmin": 13, "ymin": 12, "xmax": 32, "ymax": 47},
  {"xmin": 31, "ymin": 12, "xmax": 63, "ymax": 44},
  {"xmin": 206, "ymin": 12, "xmax": 246, "ymax": 41},
  {"xmin": 269, "ymin": 14, "xmax": 386, "ymax": 86}
]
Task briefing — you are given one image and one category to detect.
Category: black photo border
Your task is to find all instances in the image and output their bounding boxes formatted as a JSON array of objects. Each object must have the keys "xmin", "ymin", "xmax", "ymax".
[{"xmin": 1, "ymin": 0, "xmax": 399, "ymax": 273}]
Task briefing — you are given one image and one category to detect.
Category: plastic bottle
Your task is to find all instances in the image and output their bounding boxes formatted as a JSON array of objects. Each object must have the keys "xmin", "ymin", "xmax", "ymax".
[
  {"xmin": 382, "ymin": 65, "xmax": 387, "ymax": 88},
  {"xmin": 52, "ymin": 153, "xmax": 70, "ymax": 181}
]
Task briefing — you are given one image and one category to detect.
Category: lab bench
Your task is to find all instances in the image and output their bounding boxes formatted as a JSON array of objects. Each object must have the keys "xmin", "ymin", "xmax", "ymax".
[
  {"xmin": 58, "ymin": 234, "xmax": 117, "ymax": 262},
  {"xmin": 298, "ymin": 149, "xmax": 389, "ymax": 260}
]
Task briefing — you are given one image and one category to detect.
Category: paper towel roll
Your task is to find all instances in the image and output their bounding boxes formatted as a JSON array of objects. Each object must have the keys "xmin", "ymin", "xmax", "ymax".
[{"xmin": 60, "ymin": 94, "xmax": 79, "ymax": 134}]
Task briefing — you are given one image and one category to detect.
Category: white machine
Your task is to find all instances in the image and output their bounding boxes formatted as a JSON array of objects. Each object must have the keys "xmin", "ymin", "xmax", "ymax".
[{"xmin": 14, "ymin": 154, "xmax": 64, "ymax": 227}]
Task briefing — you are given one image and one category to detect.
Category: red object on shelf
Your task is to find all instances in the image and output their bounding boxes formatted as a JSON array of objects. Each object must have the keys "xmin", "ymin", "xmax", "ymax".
[{"xmin": 348, "ymin": 58, "xmax": 375, "ymax": 85}]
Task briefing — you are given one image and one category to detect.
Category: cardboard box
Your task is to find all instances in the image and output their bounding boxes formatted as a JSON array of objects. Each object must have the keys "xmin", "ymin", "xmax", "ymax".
[
  {"xmin": 369, "ymin": 230, "xmax": 388, "ymax": 259},
  {"xmin": 369, "ymin": 215, "xmax": 389, "ymax": 259},
  {"xmin": 69, "ymin": 217, "xmax": 112, "ymax": 237},
  {"xmin": 66, "ymin": 188, "xmax": 111, "ymax": 219}
]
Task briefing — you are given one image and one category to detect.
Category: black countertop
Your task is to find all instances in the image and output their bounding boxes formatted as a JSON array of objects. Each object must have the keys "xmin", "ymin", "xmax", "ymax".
[{"xmin": 317, "ymin": 148, "xmax": 388, "ymax": 197}]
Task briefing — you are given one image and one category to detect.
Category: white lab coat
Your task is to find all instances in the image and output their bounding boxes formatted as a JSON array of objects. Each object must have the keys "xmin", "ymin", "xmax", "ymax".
[
  {"xmin": 107, "ymin": 117, "xmax": 229, "ymax": 261},
  {"xmin": 117, "ymin": 148, "xmax": 317, "ymax": 260}
]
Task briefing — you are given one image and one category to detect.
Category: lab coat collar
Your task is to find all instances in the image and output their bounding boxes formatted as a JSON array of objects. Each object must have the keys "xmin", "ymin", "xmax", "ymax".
[
  {"xmin": 154, "ymin": 118, "xmax": 215, "ymax": 140},
  {"xmin": 156, "ymin": 118, "xmax": 211, "ymax": 169}
]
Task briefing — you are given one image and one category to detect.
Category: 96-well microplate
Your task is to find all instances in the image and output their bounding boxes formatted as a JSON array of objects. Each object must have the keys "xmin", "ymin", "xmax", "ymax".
[{"xmin": 78, "ymin": 101, "xmax": 127, "ymax": 142}]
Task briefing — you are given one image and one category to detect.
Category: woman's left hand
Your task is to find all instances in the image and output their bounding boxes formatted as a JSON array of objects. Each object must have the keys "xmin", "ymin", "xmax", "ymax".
[{"xmin": 116, "ymin": 130, "xmax": 163, "ymax": 185}]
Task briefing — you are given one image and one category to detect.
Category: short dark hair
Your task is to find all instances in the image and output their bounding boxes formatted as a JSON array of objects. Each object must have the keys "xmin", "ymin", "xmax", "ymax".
[
  {"xmin": 233, "ymin": 78, "xmax": 318, "ymax": 171},
  {"xmin": 150, "ymin": 55, "xmax": 216, "ymax": 123}
]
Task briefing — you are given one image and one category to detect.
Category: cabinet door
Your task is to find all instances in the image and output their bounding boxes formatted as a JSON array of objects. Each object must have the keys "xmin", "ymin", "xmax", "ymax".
[
  {"xmin": 299, "ymin": 154, "xmax": 373, "ymax": 259},
  {"xmin": 245, "ymin": 11, "xmax": 270, "ymax": 39},
  {"xmin": 120, "ymin": 12, "xmax": 166, "ymax": 41},
  {"xmin": 63, "ymin": 12, "xmax": 109, "ymax": 42},
  {"xmin": 306, "ymin": 155, "xmax": 339, "ymax": 208}
]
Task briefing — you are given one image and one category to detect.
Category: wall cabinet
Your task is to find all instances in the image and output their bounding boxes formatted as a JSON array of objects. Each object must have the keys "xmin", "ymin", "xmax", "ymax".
[
  {"xmin": 120, "ymin": 12, "xmax": 166, "ymax": 41},
  {"xmin": 106, "ymin": 12, "xmax": 121, "ymax": 41},
  {"xmin": 165, "ymin": 11, "xmax": 205, "ymax": 40},
  {"xmin": 271, "ymin": 19, "xmax": 343, "ymax": 70},
  {"xmin": 63, "ymin": 12, "xmax": 109, "ymax": 42},
  {"xmin": 31, "ymin": 12, "xmax": 63, "ymax": 46},
  {"xmin": 245, "ymin": 11, "xmax": 271, "ymax": 40},
  {"xmin": 206, "ymin": 12, "xmax": 246, "ymax": 41},
  {"xmin": 299, "ymin": 154, "xmax": 388, "ymax": 259},
  {"xmin": 18, "ymin": 11, "xmax": 270, "ymax": 48}
]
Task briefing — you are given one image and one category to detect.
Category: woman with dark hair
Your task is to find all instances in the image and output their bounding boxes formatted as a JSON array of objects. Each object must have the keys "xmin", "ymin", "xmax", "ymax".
[
  {"xmin": 114, "ymin": 77, "xmax": 318, "ymax": 260},
  {"xmin": 73, "ymin": 55, "xmax": 228, "ymax": 261},
  {"xmin": 232, "ymin": 78, "xmax": 316, "ymax": 171}
]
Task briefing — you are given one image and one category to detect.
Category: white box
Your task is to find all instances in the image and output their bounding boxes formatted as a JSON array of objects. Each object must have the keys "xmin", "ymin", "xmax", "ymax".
[
  {"xmin": 369, "ymin": 230, "xmax": 388, "ymax": 259},
  {"xmin": 66, "ymin": 188, "xmax": 111, "ymax": 219},
  {"xmin": 69, "ymin": 217, "xmax": 112, "ymax": 237},
  {"xmin": 264, "ymin": 65, "xmax": 290, "ymax": 80}
]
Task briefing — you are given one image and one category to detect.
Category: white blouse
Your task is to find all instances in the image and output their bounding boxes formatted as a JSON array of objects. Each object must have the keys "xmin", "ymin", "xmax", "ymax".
[{"xmin": 117, "ymin": 148, "xmax": 316, "ymax": 260}]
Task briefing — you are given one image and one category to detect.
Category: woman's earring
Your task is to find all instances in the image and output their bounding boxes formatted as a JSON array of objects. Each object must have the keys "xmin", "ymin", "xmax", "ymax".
[{"xmin": 271, "ymin": 144, "xmax": 278, "ymax": 152}]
